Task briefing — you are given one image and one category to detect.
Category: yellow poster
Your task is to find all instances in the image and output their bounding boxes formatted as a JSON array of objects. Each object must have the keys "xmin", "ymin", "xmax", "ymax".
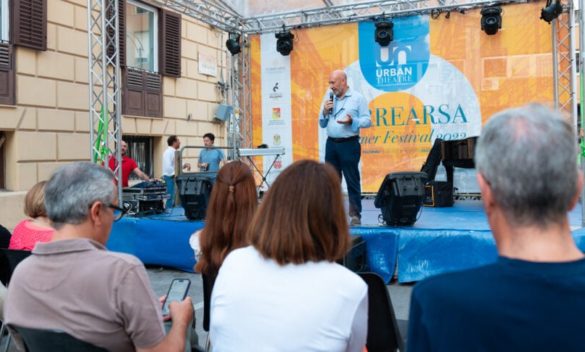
[{"xmin": 251, "ymin": 2, "xmax": 553, "ymax": 192}]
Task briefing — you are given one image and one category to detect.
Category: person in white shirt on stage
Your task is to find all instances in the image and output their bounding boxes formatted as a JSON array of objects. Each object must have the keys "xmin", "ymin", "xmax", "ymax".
[{"xmin": 162, "ymin": 135, "xmax": 190, "ymax": 210}]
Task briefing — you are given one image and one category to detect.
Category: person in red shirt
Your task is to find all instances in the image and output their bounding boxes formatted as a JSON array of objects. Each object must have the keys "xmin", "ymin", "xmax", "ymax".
[{"xmin": 108, "ymin": 140, "xmax": 151, "ymax": 187}]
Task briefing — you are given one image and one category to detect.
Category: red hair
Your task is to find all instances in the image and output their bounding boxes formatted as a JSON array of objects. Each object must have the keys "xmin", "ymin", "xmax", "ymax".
[{"xmin": 195, "ymin": 161, "xmax": 257, "ymax": 275}]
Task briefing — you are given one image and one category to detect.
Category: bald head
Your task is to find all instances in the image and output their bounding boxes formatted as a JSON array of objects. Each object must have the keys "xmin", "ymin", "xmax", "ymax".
[{"xmin": 328, "ymin": 70, "xmax": 348, "ymax": 98}]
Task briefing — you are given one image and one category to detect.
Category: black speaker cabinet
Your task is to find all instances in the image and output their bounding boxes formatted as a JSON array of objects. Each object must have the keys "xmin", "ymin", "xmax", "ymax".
[
  {"xmin": 176, "ymin": 174, "xmax": 213, "ymax": 220},
  {"xmin": 375, "ymin": 172, "xmax": 427, "ymax": 226}
]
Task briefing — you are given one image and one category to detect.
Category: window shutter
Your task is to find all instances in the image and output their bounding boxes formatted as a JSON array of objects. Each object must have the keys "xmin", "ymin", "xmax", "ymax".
[
  {"xmin": 118, "ymin": 0, "xmax": 126, "ymax": 67},
  {"xmin": 122, "ymin": 68, "xmax": 162, "ymax": 118},
  {"xmin": 12, "ymin": 0, "xmax": 47, "ymax": 51},
  {"xmin": 107, "ymin": 0, "xmax": 126, "ymax": 67},
  {"xmin": 123, "ymin": 68, "xmax": 145, "ymax": 116},
  {"xmin": 144, "ymin": 72, "xmax": 162, "ymax": 117},
  {"xmin": 159, "ymin": 10, "xmax": 181, "ymax": 77},
  {"xmin": 0, "ymin": 43, "xmax": 15, "ymax": 105}
]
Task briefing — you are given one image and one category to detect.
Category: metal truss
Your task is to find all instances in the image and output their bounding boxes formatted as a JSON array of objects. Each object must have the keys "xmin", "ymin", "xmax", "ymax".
[
  {"xmin": 150, "ymin": 0, "xmax": 242, "ymax": 32},
  {"xmin": 238, "ymin": 0, "xmax": 531, "ymax": 33},
  {"xmin": 552, "ymin": 0, "xmax": 577, "ymax": 127},
  {"xmin": 226, "ymin": 50, "xmax": 242, "ymax": 159},
  {"xmin": 87, "ymin": 0, "xmax": 123, "ymax": 201},
  {"xmin": 226, "ymin": 39, "xmax": 253, "ymax": 157},
  {"xmin": 239, "ymin": 36, "xmax": 253, "ymax": 149},
  {"xmin": 151, "ymin": 0, "xmax": 528, "ymax": 34}
]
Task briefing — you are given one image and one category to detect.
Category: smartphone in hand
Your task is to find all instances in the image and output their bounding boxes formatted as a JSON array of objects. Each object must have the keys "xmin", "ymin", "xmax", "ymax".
[{"xmin": 162, "ymin": 278, "xmax": 191, "ymax": 316}]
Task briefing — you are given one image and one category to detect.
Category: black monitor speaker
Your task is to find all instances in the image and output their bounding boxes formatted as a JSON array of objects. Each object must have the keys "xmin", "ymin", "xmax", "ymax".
[
  {"xmin": 176, "ymin": 174, "xmax": 213, "ymax": 220},
  {"xmin": 374, "ymin": 172, "xmax": 427, "ymax": 226}
]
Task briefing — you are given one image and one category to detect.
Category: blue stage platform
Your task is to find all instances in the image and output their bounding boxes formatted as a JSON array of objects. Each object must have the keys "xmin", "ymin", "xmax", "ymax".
[{"xmin": 106, "ymin": 200, "xmax": 585, "ymax": 283}]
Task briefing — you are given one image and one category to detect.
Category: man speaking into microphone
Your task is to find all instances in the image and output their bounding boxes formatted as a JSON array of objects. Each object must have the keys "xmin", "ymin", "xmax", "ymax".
[{"xmin": 320, "ymin": 69, "xmax": 371, "ymax": 225}]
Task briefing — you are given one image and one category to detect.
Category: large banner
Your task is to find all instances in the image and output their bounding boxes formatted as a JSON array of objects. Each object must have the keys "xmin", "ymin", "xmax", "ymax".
[{"xmin": 251, "ymin": 2, "xmax": 554, "ymax": 192}]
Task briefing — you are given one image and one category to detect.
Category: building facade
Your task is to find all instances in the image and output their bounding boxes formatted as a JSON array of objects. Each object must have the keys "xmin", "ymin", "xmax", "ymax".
[{"xmin": 0, "ymin": 0, "xmax": 227, "ymax": 228}]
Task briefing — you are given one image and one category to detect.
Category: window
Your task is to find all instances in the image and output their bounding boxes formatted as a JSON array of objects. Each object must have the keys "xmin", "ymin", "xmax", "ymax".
[
  {"xmin": 117, "ymin": 0, "xmax": 181, "ymax": 117},
  {"xmin": 0, "ymin": 0, "xmax": 46, "ymax": 106},
  {"xmin": 125, "ymin": 136, "xmax": 153, "ymax": 179},
  {"xmin": 126, "ymin": 1, "xmax": 157, "ymax": 72},
  {"xmin": 0, "ymin": 0, "xmax": 8, "ymax": 42}
]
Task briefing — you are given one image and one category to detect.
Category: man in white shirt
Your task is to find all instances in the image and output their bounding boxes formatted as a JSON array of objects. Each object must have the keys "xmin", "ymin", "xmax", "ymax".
[{"xmin": 162, "ymin": 135, "xmax": 190, "ymax": 209}]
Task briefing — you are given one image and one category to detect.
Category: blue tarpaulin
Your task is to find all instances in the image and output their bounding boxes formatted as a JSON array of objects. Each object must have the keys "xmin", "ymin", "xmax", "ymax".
[{"xmin": 107, "ymin": 201, "xmax": 585, "ymax": 283}]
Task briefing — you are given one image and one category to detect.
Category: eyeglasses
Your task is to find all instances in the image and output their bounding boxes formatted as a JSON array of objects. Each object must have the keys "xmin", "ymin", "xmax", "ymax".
[{"xmin": 106, "ymin": 203, "xmax": 128, "ymax": 221}]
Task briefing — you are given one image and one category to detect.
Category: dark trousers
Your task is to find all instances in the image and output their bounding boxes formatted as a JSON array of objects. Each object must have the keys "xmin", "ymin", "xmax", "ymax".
[{"xmin": 325, "ymin": 137, "xmax": 362, "ymax": 217}]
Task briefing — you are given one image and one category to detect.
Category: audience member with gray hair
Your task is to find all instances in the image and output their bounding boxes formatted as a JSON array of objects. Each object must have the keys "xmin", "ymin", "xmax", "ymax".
[
  {"xmin": 408, "ymin": 104, "xmax": 585, "ymax": 351},
  {"xmin": 4, "ymin": 162, "xmax": 193, "ymax": 352}
]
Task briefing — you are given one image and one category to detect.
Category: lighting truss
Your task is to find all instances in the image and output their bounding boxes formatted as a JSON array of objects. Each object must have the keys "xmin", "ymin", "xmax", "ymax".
[
  {"xmin": 87, "ymin": 0, "xmax": 123, "ymax": 202},
  {"xmin": 150, "ymin": 0, "xmax": 529, "ymax": 34}
]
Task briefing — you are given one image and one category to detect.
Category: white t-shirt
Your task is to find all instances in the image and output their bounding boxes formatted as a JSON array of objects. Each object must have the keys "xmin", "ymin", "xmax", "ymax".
[
  {"xmin": 210, "ymin": 246, "xmax": 368, "ymax": 352},
  {"xmin": 162, "ymin": 146, "xmax": 176, "ymax": 177},
  {"xmin": 189, "ymin": 230, "xmax": 202, "ymax": 261}
]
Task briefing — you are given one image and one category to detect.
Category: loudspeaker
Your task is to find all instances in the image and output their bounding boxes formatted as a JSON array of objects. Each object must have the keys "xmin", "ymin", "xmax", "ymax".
[
  {"xmin": 176, "ymin": 174, "xmax": 213, "ymax": 220},
  {"xmin": 214, "ymin": 104, "xmax": 233, "ymax": 122},
  {"xmin": 374, "ymin": 172, "xmax": 427, "ymax": 226}
]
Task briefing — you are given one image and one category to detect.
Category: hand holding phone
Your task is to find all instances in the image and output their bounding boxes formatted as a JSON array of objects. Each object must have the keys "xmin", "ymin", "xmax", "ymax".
[{"xmin": 162, "ymin": 278, "xmax": 191, "ymax": 317}]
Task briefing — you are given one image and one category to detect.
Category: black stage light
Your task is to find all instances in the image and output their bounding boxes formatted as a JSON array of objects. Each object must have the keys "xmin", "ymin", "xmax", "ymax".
[
  {"xmin": 480, "ymin": 6, "xmax": 502, "ymax": 35},
  {"xmin": 541, "ymin": 0, "xmax": 562, "ymax": 23},
  {"xmin": 375, "ymin": 20, "xmax": 394, "ymax": 47},
  {"xmin": 226, "ymin": 33, "xmax": 241, "ymax": 55},
  {"xmin": 275, "ymin": 30, "xmax": 294, "ymax": 56}
]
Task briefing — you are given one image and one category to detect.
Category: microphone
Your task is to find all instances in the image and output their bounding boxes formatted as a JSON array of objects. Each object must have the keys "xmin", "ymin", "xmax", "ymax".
[{"xmin": 328, "ymin": 92, "xmax": 334, "ymax": 114}]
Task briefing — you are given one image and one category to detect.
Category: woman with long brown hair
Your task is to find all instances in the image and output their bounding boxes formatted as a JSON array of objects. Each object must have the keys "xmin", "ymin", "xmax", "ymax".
[
  {"xmin": 190, "ymin": 160, "xmax": 257, "ymax": 276},
  {"xmin": 209, "ymin": 160, "xmax": 368, "ymax": 352}
]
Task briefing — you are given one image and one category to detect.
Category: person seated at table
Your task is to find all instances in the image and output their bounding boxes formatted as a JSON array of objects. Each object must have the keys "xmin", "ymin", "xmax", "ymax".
[
  {"xmin": 190, "ymin": 160, "xmax": 257, "ymax": 277},
  {"xmin": 209, "ymin": 160, "xmax": 368, "ymax": 351},
  {"xmin": 9, "ymin": 181, "xmax": 54, "ymax": 251}
]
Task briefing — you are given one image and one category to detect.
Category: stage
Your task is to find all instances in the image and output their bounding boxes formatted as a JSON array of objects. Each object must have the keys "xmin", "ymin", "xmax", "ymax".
[{"xmin": 106, "ymin": 199, "xmax": 585, "ymax": 283}]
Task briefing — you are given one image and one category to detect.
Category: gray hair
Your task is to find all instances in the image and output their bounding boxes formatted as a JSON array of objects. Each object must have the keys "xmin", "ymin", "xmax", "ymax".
[
  {"xmin": 475, "ymin": 103, "xmax": 578, "ymax": 227},
  {"xmin": 45, "ymin": 162, "xmax": 116, "ymax": 229}
]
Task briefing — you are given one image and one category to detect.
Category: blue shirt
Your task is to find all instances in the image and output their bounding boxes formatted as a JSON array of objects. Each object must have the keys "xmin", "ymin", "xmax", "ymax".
[
  {"xmin": 319, "ymin": 88, "xmax": 371, "ymax": 138},
  {"xmin": 199, "ymin": 148, "xmax": 224, "ymax": 175},
  {"xmin": 408, "ymin": 256, "xmax": 585, "ymax": 352}
]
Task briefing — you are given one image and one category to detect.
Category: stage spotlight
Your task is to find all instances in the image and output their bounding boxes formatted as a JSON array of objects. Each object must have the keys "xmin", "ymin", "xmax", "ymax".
[
  {"xmin": 275, "ymin": 30, "xmax": 294, "ymax": 56},
  {"xmin": 540, "ymin": 0, "xmax": 562, "ymax": 23},
  {"xmin": 375, "ymin": 20, "xmax": 394, "ymax": 47},
  {"xmin": 226, "ymin": 33, "xmax": 241, "ymax": 55},
  {"xmin": 480, "ymin": 6, "xmax": 502, "ymax": 35}
]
